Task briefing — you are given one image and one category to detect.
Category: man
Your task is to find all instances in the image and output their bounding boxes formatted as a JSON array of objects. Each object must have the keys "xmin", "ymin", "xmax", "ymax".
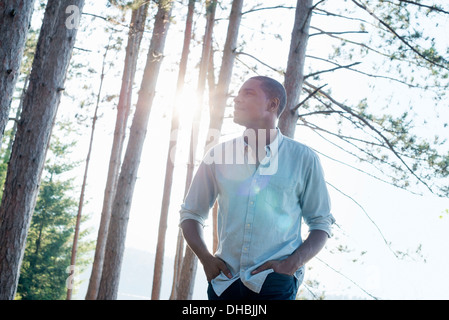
[{"xmin": 180, "ymin": 76, "xmax": 335, "ymax": 300}]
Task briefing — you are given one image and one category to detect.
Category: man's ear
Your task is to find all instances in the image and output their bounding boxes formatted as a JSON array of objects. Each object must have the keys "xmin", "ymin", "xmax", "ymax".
[{"xmin": 269, "ymin": 97, "xmax": 280, "ymax": 114}]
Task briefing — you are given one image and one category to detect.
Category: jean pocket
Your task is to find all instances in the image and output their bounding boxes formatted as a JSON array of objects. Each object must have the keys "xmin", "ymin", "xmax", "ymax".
[
  {"xmin": 271, "ymin": 271, "xmax": 294, "ymax": 279},
  {"xmin": 261, "ymin": 271, "xmax": 297, "ymax": 299}
]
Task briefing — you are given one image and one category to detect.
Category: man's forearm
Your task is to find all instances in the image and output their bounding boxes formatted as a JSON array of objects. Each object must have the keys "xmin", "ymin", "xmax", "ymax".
[
  {"xmin": 180, "ymin": 219, "xmax": 212, "ymax": 263},
  {"xmin": 252, "ymin": 229, "xmax": 329, "ymax": 275},
  {"xmin": 288, "ymin": 229, "xmax": 328, "ymax": 270},
  {"xmin": 180, "ymin": 219, "xmax": 232, "ymax": 281}
]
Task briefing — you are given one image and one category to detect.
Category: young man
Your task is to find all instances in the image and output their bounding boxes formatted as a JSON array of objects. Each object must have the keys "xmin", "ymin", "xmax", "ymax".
[{"xmin": 180, "ymin": 76, "xmax": 335, "ymax": 300}]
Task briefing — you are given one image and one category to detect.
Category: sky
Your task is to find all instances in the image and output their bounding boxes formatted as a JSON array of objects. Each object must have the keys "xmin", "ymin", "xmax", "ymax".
[{"xmin": 22, "ymin": 0, "xmax": 449, "ymax": 300}]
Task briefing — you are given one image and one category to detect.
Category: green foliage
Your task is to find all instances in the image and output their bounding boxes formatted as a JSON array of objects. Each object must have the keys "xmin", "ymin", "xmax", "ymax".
[
  {"xmin": 14, "ymin": 123, "xmax": 93, "ymax": 300},
  {"xmin": 0, "ymin": 128, "xmax": 14, "ymax": 196},
  {"xmin": 108, "ymin": 0, "xmax": 152, "ymax": 11},
  {"xmin": 366, "ymin": 0, "xmax": 448, "ymax": 96},
  {"xmin": 295, "ymin": 1, "xmax": 449, "ymax": 197},
  {"xmin": 17, "ymin": 180, "xmax": 77, "ymax": 299}
]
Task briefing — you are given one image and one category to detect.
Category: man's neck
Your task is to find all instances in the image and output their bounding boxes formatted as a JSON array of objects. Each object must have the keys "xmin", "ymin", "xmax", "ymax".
[
  {"xmin": 244, "ymin": 126, "xmax": 277, "ymax": 146},
  {"xmin": 243, "ymin": 126, "xmax": 278, "ymax": 164}
]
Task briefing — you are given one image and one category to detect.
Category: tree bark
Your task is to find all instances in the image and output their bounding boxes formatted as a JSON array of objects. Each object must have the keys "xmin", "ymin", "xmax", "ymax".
[
  {"xmin": 0, "ymin": 0, "xmax": 36, "ymax": 142},
  {"xmin": 85, "ymin": 2, "xmax": 148, "ymax": 300},
  {"xmin": 67, "ymin": 36, "xmax": 112, "ymax": 300},
  {"xmin": 171, "ymin": 0, "xmax": 243, "ymax": 301},
  {"xmin": 278, "ymin": 0, "xmax": 313, "ymax": 138},
  {"xmin": 0, "ymin": 0, "xmax": 85, "ymax": 300},
  {"xmin": 96, "ymin": 0, "xmax": 173, "ymax": 300},
  {"xmin": 170, "ymin": 0, "xmax": 217, "ymax": 301},
  {"xmin": 149, "ymin": 0, "xmax": 195, "ymax": 301},
  {"xmin": 205, "ymin": 0, "xmax": 243, "ymax": 147}
]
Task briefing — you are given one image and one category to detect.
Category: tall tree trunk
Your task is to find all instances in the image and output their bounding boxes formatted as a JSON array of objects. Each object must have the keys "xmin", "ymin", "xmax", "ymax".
[
  {"xmin": 170, "ymin": 230, "xmax": 185, "ymax": 299},
  {"xmin": 67, "ymin": 38, "xmax": 111, "ymax": 300},
  {"xmin": 171, "ymin": 0, "xmax": 218, "ymax": 301},
  {"xmin": 170, "ymin": 34, "xmax": 218, "ymax": 301},
  {"xmin": 0, "ymin": 0, "xmax": 36, "ymax": 143},
  {"xmin": 96, "ymin": 0, "xmax": 173, "ymax": 300},
  {"xmin": 152, "ymin": 0, "xmax": 195, "ymax": 301},
  {"xmin": 4, "ymin": 74, "xmax": 29, "ymax": 163},
  {"xmin": 170, "ymin": 0, "xmax": 243, "ymax": 300},
  {"xmin": 205, "ymin": 0, "xmax": 243, "ymax": 148},
  {"xmin": 207, "ymin": 49, "xmax": 219, "ymax": 254},
  {"xmin": 278, "ymin": 0, "xmax": 313, "ymax": 138},
  {"xmin": 201, "ymin": 0, "xmax": 243, "ymax": 297},
  {"xmin": 0, "ymin": 0, "xmax": 85, "ymax": 300},
  {"xmin": 212, "ymin": 201, "xmax": 218, "ymax": 252},
  {"xmin": 85, "ymin": 2, "xmax": 148, "ymax": 300}
]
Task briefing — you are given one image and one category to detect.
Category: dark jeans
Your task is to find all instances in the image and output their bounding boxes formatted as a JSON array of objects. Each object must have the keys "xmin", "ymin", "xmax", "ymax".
[{"xmin": 207, "ymin": 272, "xmax": 299, "ymax": 300}]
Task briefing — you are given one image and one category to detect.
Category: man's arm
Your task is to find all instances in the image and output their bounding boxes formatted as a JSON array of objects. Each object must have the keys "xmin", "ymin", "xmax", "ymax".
[
  {"xmin": 253, "ymin": 151, "xmax": 334, "ymax": 276},
  {"xmin": 251, "ymin": 229, "xmax": 328, "ymax": 276},
  {"xmin": 180, "ymin": 219, "xmax": 232, "ymax": 282}
]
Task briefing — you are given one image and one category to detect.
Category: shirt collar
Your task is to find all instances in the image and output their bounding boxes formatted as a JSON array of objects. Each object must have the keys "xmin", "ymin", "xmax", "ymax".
[
  {"xmin": 240, "ymin": 127, "xmax": 283, "ymax": 160},
  {"xmin": 265, "ymin": 127, "xmax": 283, "ymax": 159}
]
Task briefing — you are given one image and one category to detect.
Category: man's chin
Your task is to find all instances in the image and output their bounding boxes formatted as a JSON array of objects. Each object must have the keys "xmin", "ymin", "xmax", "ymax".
[
  {"xmin": 232, "ymin": 112, "xmax": 239, "ymax": 122},
  {"xmin": 232, "ymin": 115, "xmax": 244, "ymax": 126}
]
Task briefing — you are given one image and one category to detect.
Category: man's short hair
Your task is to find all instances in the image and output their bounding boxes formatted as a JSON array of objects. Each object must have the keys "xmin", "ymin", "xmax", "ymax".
[{"xmin": 250, "ymin": 76, "xmax": 287, "ymax": 117}]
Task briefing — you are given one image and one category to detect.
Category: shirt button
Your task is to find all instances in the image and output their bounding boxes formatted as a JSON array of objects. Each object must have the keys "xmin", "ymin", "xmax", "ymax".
[{"xmin": 249, "ymin": 201, "xmax": 254, "ymax": 205}]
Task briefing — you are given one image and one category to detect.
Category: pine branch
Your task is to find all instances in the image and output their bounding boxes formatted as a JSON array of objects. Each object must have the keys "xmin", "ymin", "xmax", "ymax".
[
  {"xmin": 235, "ymin": 51, "xmax": 283, "ymax": 74},
  {"xmin": 299, "ymin": 120, "xmax": 401, "ymax": 185},
  {"xmin": 391, "ymin": 0, "xmax": 449, "ymax": 15},
  {"xmin": 309, "ymin": 26, "xmax": 423, "ymax": 69},
  {"xmin": 309, "ymin": 30, "xmax": 368, "ymax": 37},
  {"xmin": 325, "ymin": 181, "xmax": 398, "ymax": 261},
  {"xmin": 297, "ymin": 110, "xmax": 343, "ymax": 117},
  {"xmin": 313, "ymin": 7, "xmax": 371, "ymax": 24},
  {"xmin": 311, "ymin": 145, "xmax": 423, "ymax": 196},
  {"xmin": 351, "ymin": 0, "xmax": 449, "ymax": 71},
  {"xmin": 305, "ymin": 80, "xmax": 437, "ymax": 195},
  {"xmin": 241, "ymin": 5, "xmax": 295, "ymax": 15},
  {"xmin": 305, "ymin": 55, "xmax": 436, "ymax": 90},
  {"xmin": 311, "ymin": 0, "xmax": 326, "ymax": 11},
  {"xmin": 300, "ymin": 282, "xmax": 321, "ymax": 300},
  {"xmin": 301, "ymin": 119, "xmax": 395, "ymax": 172},
  {"xmin": 293, "ymin": 84, "xmax": 328, "ymax": 111},
  {"xmin": 301, "ymin": 118, "xmax": 385, "ymax": 149},
  {"xmin": 304, "ymin": 62, "xmax": 361, "ymax": 79},
  {"xmin": 82, "ymin": 12, "xmax": 150, "ymax": 34},
  {"xmin": 316, "ymin": 257, "xmax": 380, "ymax": 300},
  {"xmin": 302, "ymin": 91, "xmax": 434, "ymax": 165},
  {"xmin": 74, "ymin": 46, "xmax": 92, "ymax": 52}
]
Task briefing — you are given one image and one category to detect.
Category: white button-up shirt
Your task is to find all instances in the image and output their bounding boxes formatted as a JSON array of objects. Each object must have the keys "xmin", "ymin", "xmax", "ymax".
[{"xmin": 180, "ymin": 129, "xmax": 335, "ymax": 296}]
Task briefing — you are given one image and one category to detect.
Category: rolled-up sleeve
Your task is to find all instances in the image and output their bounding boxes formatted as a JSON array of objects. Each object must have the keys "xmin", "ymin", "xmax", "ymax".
[
  {"xmin": 300, "ymin": 152, "xmax": 335, "ymax": 237},
  {"xmin": 179, "ymin": 152, "xmax": 218, "ymax": 227}
]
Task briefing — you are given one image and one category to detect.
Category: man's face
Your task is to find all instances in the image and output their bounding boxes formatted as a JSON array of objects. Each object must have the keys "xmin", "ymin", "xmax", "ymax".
[{"xmin": 233, "ymin": 79, "xmax": 274, "ymax": 128}]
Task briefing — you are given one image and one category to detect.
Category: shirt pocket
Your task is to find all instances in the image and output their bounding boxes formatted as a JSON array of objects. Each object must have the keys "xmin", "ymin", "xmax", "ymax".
[{"xmin": 262, "ymin": 175, "xmax": 295, "ymax": 211}]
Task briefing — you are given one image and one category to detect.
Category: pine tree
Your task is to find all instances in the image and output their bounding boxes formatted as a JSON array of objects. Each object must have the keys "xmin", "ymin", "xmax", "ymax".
[
  {"xmin": 15, "ymin": 123, "xmax": 93, "ymax": 300},
  {"xmin": 0, "ymin": 0, "xmax": 36, "ymax": 143},
  {"xmin": 0, "ymin": 0, "xmax": 86, "ymax": 300},
  {"xmin": 278, "ymin": 0, "xmax": 313, "ymax": 138},
  {"xmin": 97, "ymin": 0, "xmax": 174, "ymax": 300},
  {"xmin": 85, "ymin": 0, "xmax": 149, "ymax": 300}
]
